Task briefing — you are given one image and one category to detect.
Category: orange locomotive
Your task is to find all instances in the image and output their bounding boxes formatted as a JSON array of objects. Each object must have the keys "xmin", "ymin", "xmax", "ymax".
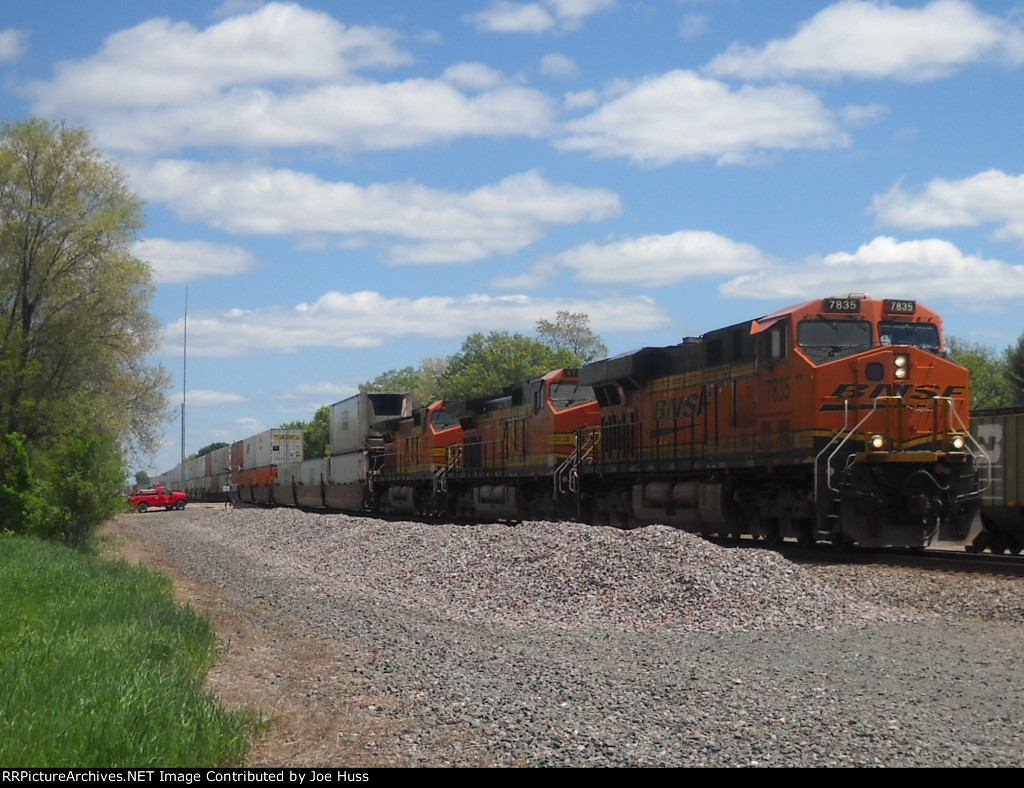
[
  {"xmin": 376, "ymin": 368, "xmax": 599, "ymax": 521},
  {"xmin": 574, "ymin": 295, "xmax": 985, "ymax": 548}
]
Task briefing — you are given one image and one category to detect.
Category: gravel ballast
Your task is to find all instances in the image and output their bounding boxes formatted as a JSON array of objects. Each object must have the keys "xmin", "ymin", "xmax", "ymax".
[{"xmin": 116, "ymin": 506, "xmax": 1024, "ymax": 767}]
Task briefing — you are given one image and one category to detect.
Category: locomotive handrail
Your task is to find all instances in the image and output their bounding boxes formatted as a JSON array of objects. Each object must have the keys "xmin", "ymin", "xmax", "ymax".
[
  {"xmin": 942, "ymin": 397, "xmax": 992, "ymax": 495},
  {"xmin": 434, "ymin": 445, "xmax": 463, "ymax": 494},
  {"xmin": 816, "ymin": 395, "xmax": 988, "ymax": 499},
  {"xmin": 554, "ymin": 429, "xmax": 601, "ymax": 497}
]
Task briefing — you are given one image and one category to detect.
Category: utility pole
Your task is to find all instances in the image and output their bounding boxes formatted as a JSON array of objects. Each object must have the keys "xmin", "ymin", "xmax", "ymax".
[{"xmin": 181, "ymin": 284, "xmax": 188, "ymax": 485}]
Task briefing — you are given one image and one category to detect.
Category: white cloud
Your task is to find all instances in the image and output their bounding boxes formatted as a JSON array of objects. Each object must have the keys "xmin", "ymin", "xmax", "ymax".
[
  {"xmin": 0, "ymin": 29, "xmax": 28, "ymax": 63},
  {"xmin": 704, "ymin": 0, "xmax": 1024, "ymax": 82},
  {"xmin": 841, "ymin": 103, "xmax": 889, "ymax": 126},
  {"xmin": 23, "ymin": 4, "xmax": 557, "ymax": 156},
  {"xmin": 130, "ymin": 161, "xmax": 622, "ymax": 263},
  {"xmin": 548, "ymin": 231, "xmax": 773, "ymax": 286},
  {"xmin": 540, "ymin": 53, "xmax": 579, "ymax": 77},
  {"xmin": 873, "ymin": 170, "xmax": 1024, "ymax": 243},
  {"xmin": 467, "ymin": 2, "xmax": 555, "ymax": 33},
  {"xmin": 467, "ymin": 0, "xmax": 614, "ymax": 33},
  {"xmin": 556, "ymin": 70, "xmax": 849, "ymax": 165},
  {"xmin": 162, "ymin": 291, "xmax": 670, "ymax": 358},
  {"xmin": 185, "ymin": 390, "xmax": 248, "ymax": 407},
  {"xmin": 134, "ymin": 238, "xmax": 261, "ymax": 284},
  {"xmin": 30, "ymin": 3, "xmax": 410, "ymax": 111},
  {"xmin": 721, "ymin": 236, "xmax": 1024, "ymax": 303},
  {"xmin": 679, "ymin": 14, "xmax": 709, "ymax": 41}
]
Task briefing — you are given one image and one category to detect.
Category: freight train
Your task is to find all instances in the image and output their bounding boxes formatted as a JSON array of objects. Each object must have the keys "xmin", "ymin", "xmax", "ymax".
[{"xmin": 156, "ymin": 295, "xmax": 989, "ymax": 550}]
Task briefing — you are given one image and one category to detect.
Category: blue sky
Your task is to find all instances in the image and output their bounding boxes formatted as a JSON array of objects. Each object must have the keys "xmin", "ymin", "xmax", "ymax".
[{"xmin": 2, "ymin": 0, "xmax": 1024, "ymax": 474}]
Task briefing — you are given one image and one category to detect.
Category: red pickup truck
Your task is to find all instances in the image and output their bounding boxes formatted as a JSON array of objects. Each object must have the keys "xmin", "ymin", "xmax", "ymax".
[{"xmin": 128, "ymin": 485, "xmax": 188, "ymax": 513}]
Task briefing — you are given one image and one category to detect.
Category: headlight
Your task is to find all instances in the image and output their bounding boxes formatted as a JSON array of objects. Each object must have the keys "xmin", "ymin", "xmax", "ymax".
[
  {"xmin": 868, "ymin": 433, "xmax": 887, "ymax": 450},
  {"xmin": 894, "ymin": 354, "xmax": 909, "ymax": 379},
  {"xmin": 950, "ymin": 434, "xmax": 966, "ymax": 451}
]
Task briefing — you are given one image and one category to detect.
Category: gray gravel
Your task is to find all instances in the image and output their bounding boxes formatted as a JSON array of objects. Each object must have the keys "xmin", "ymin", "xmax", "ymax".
[{"xmin": 123, "ymin": 505, "xmax": 1024, "ymax": 767}]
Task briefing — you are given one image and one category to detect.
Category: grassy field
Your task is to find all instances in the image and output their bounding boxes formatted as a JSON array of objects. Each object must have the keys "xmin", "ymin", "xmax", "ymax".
[{"xmin": 0, "ymin": 531, "xmax": 260, "ymax": 767}]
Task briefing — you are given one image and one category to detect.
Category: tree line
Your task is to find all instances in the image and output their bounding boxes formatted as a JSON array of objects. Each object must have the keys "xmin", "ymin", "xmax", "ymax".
[{"xmin": 947, "ymin": 336, "xmax": 1024, "ymax": 410}]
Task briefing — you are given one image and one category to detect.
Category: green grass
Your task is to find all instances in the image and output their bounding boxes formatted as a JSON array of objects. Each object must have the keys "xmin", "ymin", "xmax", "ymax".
[{"xmin": 0, "ymin": 532, "xmax": 261, "ymax": 767}]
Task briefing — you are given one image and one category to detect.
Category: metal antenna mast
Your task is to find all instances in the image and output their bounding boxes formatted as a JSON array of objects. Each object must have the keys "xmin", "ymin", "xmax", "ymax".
[{"xmin": 181, "ymin": 284, "xmax": 188, "ymax": 475}]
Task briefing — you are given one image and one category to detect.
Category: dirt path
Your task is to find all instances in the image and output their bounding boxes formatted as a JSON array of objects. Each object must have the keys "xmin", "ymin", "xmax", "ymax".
[{"xmin": 100, "ymin": 507, "xmax": 418, "ymax": 768}]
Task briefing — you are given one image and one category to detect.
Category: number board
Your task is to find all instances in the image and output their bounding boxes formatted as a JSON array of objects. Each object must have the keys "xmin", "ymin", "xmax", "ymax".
[
  {"xmin": 884, "ymin": 299, "xmax": 916, "ymax": 314},
  {"xmin": 823, "ymin": 297, "xmax": 861, "ymax": 313}
]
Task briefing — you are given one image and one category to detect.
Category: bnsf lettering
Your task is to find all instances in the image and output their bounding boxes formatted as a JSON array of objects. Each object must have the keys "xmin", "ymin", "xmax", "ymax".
[
  {"xmin": 827, "ymin": 383, "xmax": 966, "ymax": 400},
  {"xmin": 652, "ymin": 392, "xmax": 705, "ymax": 419}
]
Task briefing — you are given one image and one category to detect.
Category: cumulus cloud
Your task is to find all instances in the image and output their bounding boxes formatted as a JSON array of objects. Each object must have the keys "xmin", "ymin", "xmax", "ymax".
[
  {"xmin": 873, "ymin": 170, "xmax": 1024, "ymax": 243},
  {"xmin": 130, "ymin": 162, "xmax": 622, "ymax": 263},
  {"xmin": 721, "ymin": 236, "xmax": 1024, "ymax": 303},
  {"xmin": 556, "ymin": 70, "xmax": 849, "ymax": 165},
  {"xmin": 0, "ymin": 29, "xmax": 28, "ymax": 63},
  {"xmin": 466, "ymin": 0, "xmax": 615, "ymax": 33},
  {"xmin": 548, "ymin": 231, "xmax": 774, "ymax": 286},
  {"xmin": 704, "ymin": 0, "xmax": 1024, "ymax": 82},
  {"xmin": 134, "ymin": 238, "xmax": 261, "ymax": 284},
  {"xmin": 23, "ymin": 3, "xmax": 555, "ymax": 156},
  {"xmin": 162, "ymin": 291, "xmax": 670, "ymax": 358}
]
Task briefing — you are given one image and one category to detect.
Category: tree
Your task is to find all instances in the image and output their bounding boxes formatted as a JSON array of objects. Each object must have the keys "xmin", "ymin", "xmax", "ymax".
[
  {"xmin": 1004, "ymin": 333, "xmax": 1024, "ymax": 405},
  {"xmin": 134, "ymin": 470, "xmax": 151, "ymax": 488},
  {"xmin": 439, "ymin": 331, "xmax": 578, "ymax": 401},
  {"xmin": 282, "ymin": 405, "xmax": 330, "ymax": 459},
  {"xmin": 187, "ymin": 441, "xmax": 230, "ymax": 461},
  {"xmin": 947, "ymin": 337, "xmax": 1015, "ymax": 409},
  {"xmin": 536, "ymin": 311, "xmax": 608, "ymax": 364},
  {"xmin": 359, "ymin": 357, "xmax": 447, "ymax": 407},
  {"xmin": 0, "ymin": 118, "xmax": 169, "ymax": 542},
  {"xmin": 360, "ymin": 366, "xmax": 421, "ymax": 395}
]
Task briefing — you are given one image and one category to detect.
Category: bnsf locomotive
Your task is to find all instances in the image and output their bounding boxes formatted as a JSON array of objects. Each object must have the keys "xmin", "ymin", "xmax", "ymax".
[{"xmin": 158, "ymin": 295, "xmax": 987, "ymax": 550}]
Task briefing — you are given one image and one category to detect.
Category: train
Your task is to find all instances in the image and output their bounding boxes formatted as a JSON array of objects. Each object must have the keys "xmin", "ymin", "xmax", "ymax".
[
  {"xmin": 969, "ymin": 405, "xmax": 1024, "ymax": 553},
  {"xmin": 156, "ymin": 294, "xmax": 990, "ymax": 550}
]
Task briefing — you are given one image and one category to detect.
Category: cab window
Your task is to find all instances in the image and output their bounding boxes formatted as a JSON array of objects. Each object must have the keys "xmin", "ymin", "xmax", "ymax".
[
  {"xmin": 878, "ymin": 321, "xmax": 940, "ymax": 352},
  {"xmin": 797, "ymin": 319, "xmax": 871, "ymax": 362}
]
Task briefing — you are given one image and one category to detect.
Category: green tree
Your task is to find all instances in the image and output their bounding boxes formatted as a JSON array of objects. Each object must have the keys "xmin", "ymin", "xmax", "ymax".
[
  {"xmin": 187, "ymin": 441, "xmax": 230, "ymax": 461},
  {"xmin": 439, "ymin": 331, "xmax": 578, "ymax": 401},
  {"xmin": 947, "ymin": 336, "xmax": 1015, "ymax": 409},
  {"xmin": 360, "ymin": 366, "xmax": 421, "ymax": 395},
  {"xmin": 536, "ymin": 311, "xmax": 608, "ymax": 363},
  {"xmin": 134, "ymin": 470, "xmax": 151, "ymax": 488},
  {"xmin": 282, "ymin": 405, "xmax": 330, "ymax": 459},
  {"xmin": 0, "ymin": 118, "xmax": 169, "ymax": 542},
  {"xmin": 1004, "ymin": 333, "xmax": 1024, "ymax": 405},
  {"xmin": 359, "ymin": 357, "xmax": 447, "ymax": 407}
]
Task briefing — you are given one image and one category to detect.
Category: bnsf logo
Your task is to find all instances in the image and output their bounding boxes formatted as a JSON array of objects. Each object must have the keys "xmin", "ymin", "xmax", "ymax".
[
  {"xmin": 827, "ymin": 383, "xmax": 966, "ymax": 401},
  {"xmin": 652, "ymin": 392, "xmax": 706, "ymax": 419}
]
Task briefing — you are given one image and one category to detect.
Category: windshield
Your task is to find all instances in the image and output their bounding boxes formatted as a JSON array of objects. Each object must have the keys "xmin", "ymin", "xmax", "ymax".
[
  {"xmin": 797, "ymin": 319, "xmax": 872, "ymax": 362},
  {"xmin": 549, "ymin": 382, "xmax": 596, "ymax": 411},
  {"xmin": 878, "ymin": 321, "xmax": 940, "ymax": 352},
  {"xmin": 430, "ymin": 409, "xmax": 459, "ymax": 429}
]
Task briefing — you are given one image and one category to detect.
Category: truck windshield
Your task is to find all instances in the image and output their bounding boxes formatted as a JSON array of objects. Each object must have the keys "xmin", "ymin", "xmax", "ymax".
[
  {"xmin": 878, "ymin": 321, "xmax": 940, "ymax": 351},
  {"xmin": 797, "ymin": 319, "xmax": 872, "ymax": 363}
]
